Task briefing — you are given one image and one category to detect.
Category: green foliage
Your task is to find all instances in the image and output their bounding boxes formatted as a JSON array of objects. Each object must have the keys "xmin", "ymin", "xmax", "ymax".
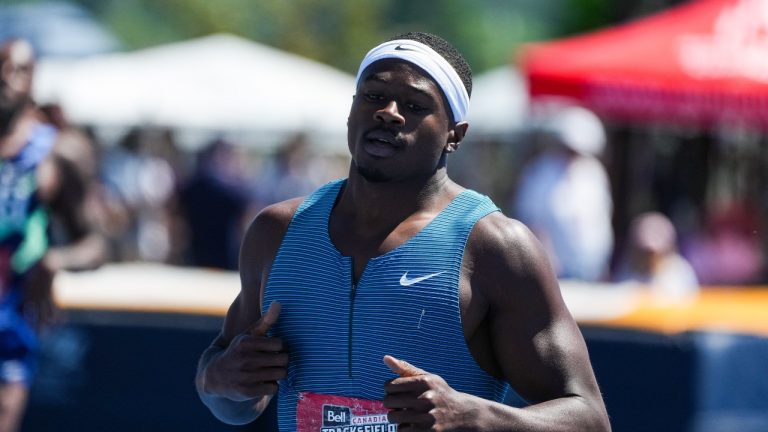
[
  {"xmin": 69, "ymin": 0, "xmax": 577, "ymax": 73},
  {"xmin": 87, "ymin": 0, "xmax": 390, "ymax": 73},
  {"xmin": 5, "ymin": 0, "xmax": 646, "ymax": 73},
  {"xmin": 562, "ymin": 0, "xmax": 613, "ymax": 34}
]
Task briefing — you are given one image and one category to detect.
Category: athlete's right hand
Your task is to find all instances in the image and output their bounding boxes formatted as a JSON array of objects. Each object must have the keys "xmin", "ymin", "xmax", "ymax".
[{"xmin": 201, "ymin": 302, "xmax": 288, "ymax": 402}]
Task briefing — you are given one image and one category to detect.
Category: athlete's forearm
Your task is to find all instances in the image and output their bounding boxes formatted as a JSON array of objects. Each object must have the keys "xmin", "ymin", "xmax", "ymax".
[
  {"xmin": 474, "ymin": 394, "xmax": 611, "ymax": 432},
  {"xmin": 195, "ymin": 345, "xmax": 271, "ymax": 425}
]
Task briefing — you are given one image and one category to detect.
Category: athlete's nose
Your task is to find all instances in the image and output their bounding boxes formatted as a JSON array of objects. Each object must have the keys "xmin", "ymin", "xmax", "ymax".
[{"xmin": 374, "ymin": 100, "xmax": 405, "ymax": 125}]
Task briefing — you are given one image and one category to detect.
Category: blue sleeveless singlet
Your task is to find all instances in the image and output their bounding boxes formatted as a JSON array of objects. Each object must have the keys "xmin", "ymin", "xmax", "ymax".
[{"xmin": 262, "ymin": 179, "xmax": 509, "ymax": 431}]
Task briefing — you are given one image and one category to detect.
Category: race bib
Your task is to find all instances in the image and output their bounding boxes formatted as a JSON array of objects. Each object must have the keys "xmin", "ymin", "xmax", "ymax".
[{"xmin": 296, "ymin": 392, "xmax": 397, "ymax": 432}]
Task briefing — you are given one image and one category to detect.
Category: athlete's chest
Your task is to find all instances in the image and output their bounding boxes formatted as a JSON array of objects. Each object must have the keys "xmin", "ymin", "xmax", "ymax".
[
  {"xmin": 265, "ymin": 240, "xmax": 466, "ymax": 384},
  {"xmin": 329, "ymin": 213, "xmax": 438, "ymax": 283}
]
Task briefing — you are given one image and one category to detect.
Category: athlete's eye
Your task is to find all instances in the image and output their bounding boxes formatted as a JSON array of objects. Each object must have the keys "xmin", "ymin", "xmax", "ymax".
[
  {"xmin": 364, "ymin": 92, "xmax": 383, "ymax": 101},
  {"xmin": 406, "ymin": 102, "xmax": 427, "ymax": 113}
]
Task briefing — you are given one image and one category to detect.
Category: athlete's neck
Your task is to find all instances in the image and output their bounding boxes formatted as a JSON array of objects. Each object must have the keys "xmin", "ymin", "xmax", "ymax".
[
  {"xmin": 329, "ymin": 166, "xmax": 458, "ymax": 268},
  {"xmin": 336, "ymin": 167, "xmax": 458, "ymax": 231}
]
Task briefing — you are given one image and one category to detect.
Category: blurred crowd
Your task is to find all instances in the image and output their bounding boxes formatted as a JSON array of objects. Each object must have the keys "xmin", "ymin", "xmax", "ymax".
[
  {"xmin": 4, "ymin": 27, "xmax": 767, "ymax": 428},
  {"xmin": 34, "ymin": 97, "xmax": 764, "ymax": 297},
  {"xmin": 3, "ymin": 2, "xmax": 767, "ymax": 428},
  {"xmin": 5, "ymin": 37, "xmax": 766, "ymax": 295},
  {"xmin": 453, "ymin": 99, "xmax": 767, "ymax": 295},
  {"xmin": 46, "ymin": 118, "xmax": 349, "ymax": 272},
  {"xmin": 33, "ymin": 98, "xmax": 768, "ymax": 296}
]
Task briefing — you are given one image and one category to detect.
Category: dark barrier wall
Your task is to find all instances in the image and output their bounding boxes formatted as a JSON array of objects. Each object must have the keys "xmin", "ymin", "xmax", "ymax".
[
  {"xmin": 583, "ymin": 327, "xmax": 768, "ymax": 432},
  {"xmin": 24, "ymin": 313, "xmax": 278, "ymax": 432},
  {"xmin": 583, "ymin": 327, "xmax": 698, "ymax": 432},
  {"xmin": 23, "ymin": 314, "xmax": 768, "ymax": 432}
]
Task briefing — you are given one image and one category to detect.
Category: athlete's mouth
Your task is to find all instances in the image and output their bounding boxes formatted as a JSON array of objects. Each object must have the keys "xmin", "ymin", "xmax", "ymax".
[
  {"xmin": 370, "ymin": 136, "xmax": 393, "ymax": 145},
  {"xmin": 362, "ymin": 130, "xmax": 402, "ymax": 157},
  {"xmin": 364, "ymin": 129, "xmax": 400, "ymax": 146}
]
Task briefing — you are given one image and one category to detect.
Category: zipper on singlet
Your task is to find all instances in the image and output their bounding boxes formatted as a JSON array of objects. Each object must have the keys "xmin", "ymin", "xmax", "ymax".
[{"xmin": 348, "ymin": 278, "xmax": 357, "ymax": 378}]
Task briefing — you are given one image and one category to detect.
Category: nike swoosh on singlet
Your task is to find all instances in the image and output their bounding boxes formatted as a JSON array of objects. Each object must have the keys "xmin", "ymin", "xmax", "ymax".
[{"xmin": 399, "ymin": 271, "xmax": 445, "ymax": 287}]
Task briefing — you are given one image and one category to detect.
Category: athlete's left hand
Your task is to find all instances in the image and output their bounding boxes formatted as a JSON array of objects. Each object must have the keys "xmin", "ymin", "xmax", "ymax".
[{"xmin": 383, "ymin": 355, "xmax": 483, "ymax": 431}]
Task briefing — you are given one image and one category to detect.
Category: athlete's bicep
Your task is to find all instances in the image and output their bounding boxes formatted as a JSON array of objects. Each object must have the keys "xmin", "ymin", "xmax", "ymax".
[
  {"xmin": 218, "ymin": 198, "xmax": 302, "ymax": 346},
  {"xmin": 474, "ymin": 217, "xmax": 599, "ymax": 404}
]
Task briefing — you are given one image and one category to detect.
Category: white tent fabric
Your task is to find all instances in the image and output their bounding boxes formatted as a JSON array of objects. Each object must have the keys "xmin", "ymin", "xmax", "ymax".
[
  {"xmin": 465, "ymin": 65, "xmax": 528, "ymax": 137},
  {"xmin": 33, "ymin": 33, "xmax": 356, "ymax": 152}
]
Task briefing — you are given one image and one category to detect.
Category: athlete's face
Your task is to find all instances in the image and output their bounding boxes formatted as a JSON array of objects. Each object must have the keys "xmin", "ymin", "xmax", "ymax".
[{"xmin": 347, "ymin": 59, "xmax": 466, "ymax": 183}]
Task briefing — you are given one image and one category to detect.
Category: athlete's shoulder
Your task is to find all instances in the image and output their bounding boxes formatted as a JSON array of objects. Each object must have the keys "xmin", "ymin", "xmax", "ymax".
[
  {"xmin": 468, "ymin": 212, "xmax": 554, "ymax": 280},
  {"xmin": 471, "ymin": 213, "xmax": 538, "ymax": 252},
  {"xmin": 465, "ymin": 212, "xmax": 561, "ymax": 311},
  {"xmin": 240, "ymin": 197, "xmax": 305, "ymax": 289},
  {"xmin": 246, "ymin": 197, "xmax": 304, "ymax": 243}
]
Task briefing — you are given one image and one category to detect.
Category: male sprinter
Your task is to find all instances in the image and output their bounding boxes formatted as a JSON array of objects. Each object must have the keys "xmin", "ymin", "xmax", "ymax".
[{"xmin": 196, "ymin": 32, "xmax": 611, "ymax": 431}]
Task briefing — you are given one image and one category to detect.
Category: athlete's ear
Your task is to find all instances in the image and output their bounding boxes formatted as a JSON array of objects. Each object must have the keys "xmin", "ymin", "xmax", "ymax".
[{"xmin": 445, "ymin": 121, "xmax": 468, "ymax": 154}]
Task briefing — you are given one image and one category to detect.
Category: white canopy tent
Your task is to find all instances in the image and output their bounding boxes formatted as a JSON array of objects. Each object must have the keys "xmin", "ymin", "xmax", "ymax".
[
  {"xmin": 33, "ymin": 33, "xmax": 356, "ymax": 152},
  {"xmin": 465, "ymin": 65, "xmax": 529, "ymax": 139}
]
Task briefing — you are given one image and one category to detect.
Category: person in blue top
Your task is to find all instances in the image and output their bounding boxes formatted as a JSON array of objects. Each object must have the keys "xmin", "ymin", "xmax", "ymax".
[
  {"xmin": 1, "ymin": 38, "xmax": 107, "ymax": 431},
  {"xmin": 196, "ymin": 32, "xmax": 610, "ymax": 432}
]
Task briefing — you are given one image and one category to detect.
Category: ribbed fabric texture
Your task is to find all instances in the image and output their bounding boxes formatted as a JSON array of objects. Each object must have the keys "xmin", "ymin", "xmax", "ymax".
[{"xmin": 263, "ymin": 179, "xmax": 509, "ymax": 431}]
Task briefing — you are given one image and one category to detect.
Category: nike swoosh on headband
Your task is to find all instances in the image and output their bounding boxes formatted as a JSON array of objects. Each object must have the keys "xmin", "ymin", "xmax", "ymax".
[{"xmin": 399, "ymin": 271, "xmax": 445, "ymax": 286}]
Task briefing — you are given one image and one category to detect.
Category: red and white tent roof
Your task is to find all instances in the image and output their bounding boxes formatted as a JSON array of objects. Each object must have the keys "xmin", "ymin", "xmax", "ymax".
[{"xmin": 521, "ymin": 0, "xmax": 768, "ymax": 129}]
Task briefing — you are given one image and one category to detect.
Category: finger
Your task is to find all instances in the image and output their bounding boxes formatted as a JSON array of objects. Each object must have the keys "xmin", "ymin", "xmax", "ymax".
[
  {"xmin": 383, "ymin": 392, "xmax": 434, "ymax": 411},
  {"xmin": 384, "ymin": 355, "xmax": 426, "ymax": 377},
  {"xmin": 231, "ymin": 334, "xmax": 285, "ymax": 353},
  {"xmin": 384, "ymin": 376, "xmax": 432, "ymax": 395},
  {"xmin": 249, "ymin": 301, "xmax": 281, "ymax": 336},
  {"xmin": 240, "ymin": 352, "xmax": 290, "ymax": 369},
  {"xmin": 244, "ymin": 366, "xmax": 288, "ymax": 382},
  {"xmin": 233, "ymin": 381, "xmax": 280, "ymax": 399}
]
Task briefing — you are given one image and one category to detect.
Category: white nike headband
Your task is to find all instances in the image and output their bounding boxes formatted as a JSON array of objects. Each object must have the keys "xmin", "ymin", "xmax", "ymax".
[{"xmin": 355, "ymin": 39, "xmax": 469, "ymax": 123}]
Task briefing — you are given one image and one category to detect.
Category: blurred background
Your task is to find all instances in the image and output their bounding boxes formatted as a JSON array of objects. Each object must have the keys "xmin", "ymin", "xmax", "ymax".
[{"xmin": 2, "ymin": 0, "xmax": 767, "ymax": 431}]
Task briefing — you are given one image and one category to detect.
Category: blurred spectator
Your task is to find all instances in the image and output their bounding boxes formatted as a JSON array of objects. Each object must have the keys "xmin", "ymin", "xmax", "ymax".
[
  {"xmin": 39, "ymin": 103, "xmax": 128, "ymax": 260},
  {"xmin": 684, "ymin": 201, "xmax": 764, "ymax": 285},
  {"xmin": 0, "ymin": 38, "xmax": 106, "ymax": 432},
  {"xmin": 179, "ymin": 139, "xmax": 254, "ymax": 270},
  {"xmin": 613, "ymin": 212, "xmax": 699, "ymax": 299},
  {"xmin": 101, "ymin": 127, "xmax": 176, "ymax": 262},
  {"xmin": 511, "ymin": 103, "xmax": 614, "ymax": 281},
  {"xmin": 255, "ymin": 133, "xmax": 328, "ymax": 206}
]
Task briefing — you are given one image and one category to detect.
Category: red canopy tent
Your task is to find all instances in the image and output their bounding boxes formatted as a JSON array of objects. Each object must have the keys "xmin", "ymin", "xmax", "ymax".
[{"xmin": 521, "ymin": 0, "xmax": 768, "ymax": 129}]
